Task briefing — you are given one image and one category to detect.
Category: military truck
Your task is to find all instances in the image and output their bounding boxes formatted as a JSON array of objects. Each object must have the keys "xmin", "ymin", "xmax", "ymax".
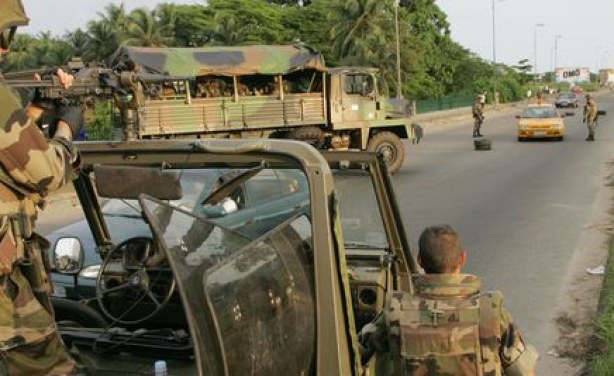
[
  {"xmin": 50, "ymin": 139, "xmax": 417, "ymax": 375},
  {"xmin": 107, "ymin": 45, "xmax": 418, "ymax": 173}
]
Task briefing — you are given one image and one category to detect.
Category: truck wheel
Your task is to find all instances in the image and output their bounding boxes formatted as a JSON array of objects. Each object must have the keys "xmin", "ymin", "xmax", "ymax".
[
  {"xmin": 367, "ymin": 131, "xmax": 405, "ymax": 174},
  {"xmin": 289, "ymin": 127, "xmax": 325, "ymax": 148}
]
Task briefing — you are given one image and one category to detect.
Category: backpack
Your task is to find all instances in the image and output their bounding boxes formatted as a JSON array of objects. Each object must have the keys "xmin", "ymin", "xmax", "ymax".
[{"xmin": 387, "ymin": 290, "xmax": 503, "ymax": 376}]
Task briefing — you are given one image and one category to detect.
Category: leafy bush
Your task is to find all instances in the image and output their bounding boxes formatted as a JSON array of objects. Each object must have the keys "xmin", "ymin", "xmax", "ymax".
[{"xmin": 85, "ymin": 101, "xmax": 116, "ymax": 141}]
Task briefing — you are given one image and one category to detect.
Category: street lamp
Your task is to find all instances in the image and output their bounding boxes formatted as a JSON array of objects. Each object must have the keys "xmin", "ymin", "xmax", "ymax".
[
  {"xmin": 394, "ymin": 0, "xmax": 402, "ymax": 99},
  {"xmin": 533, "ymin": 23, "xmax": 545, "ymax": 80},
  {"xmin": 491, "ymin": 0, "xmax": 505, "ymax": 106},
  {"xmin": 554, "ymin": 34, "xmax": 562, "ymax": 71}
]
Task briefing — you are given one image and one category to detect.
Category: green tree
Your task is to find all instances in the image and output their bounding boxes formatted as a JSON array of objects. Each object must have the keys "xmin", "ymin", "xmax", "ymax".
[
  {"xmin": 207, "ymin": 0, "xmax": 286, "ymax": 45},
  {"xmin": 84, "ymin": 20, "xmax": 118, "ymax": 62},
  {"xmin": 123, "ymin": 8, "xmax": 170, "ymax": 47},
  {"xmin": 329, "ymin": 0, "xmax": 389, "ymax": 64},
  {"xmin": 64, "ymin": 28, "xmax": 90, "ymax": 58},
  {"xmin": 512, "ymin": 59, "xmax": 533, "ymax": 84}
]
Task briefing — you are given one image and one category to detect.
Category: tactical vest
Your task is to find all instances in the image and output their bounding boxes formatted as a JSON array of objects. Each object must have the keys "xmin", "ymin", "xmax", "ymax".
[
  {"xmin": 387, "ymin": 290, "xmax": 503, "ymax": 376},
  {"xmin": 0, "ymin": 169, "xmax": 43, "ymax": 274}
]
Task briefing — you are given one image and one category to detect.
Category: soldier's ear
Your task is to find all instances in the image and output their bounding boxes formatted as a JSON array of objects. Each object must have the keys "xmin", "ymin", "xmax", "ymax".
[{"xmin": 460, "ymin": 250, "xmax": 467, "ymax": 268}]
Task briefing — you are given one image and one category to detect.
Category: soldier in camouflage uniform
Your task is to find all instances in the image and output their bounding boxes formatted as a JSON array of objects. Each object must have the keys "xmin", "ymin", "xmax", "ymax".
[
  {"xmin": 472, "ymin": 95, "xmax": 485, "ymax": 137},
  {"xmin": 583, "ymin": 94, "xmax": 598, "ymax": 141},
  {"xmin": 387, "ymin": 225, "xmax": 538, "ymax": 375},
  {"xmin": 0, "ymin": 0, "xmax": 82, "ymax": 374}
]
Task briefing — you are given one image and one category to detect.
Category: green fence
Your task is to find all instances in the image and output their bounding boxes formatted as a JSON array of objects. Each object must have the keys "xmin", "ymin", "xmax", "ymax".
[{"xmin": 416, "ymin": 95, "xmax": 475, "ymax": 114}]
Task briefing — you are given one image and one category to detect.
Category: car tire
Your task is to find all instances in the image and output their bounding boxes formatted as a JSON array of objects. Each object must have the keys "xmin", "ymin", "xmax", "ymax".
[
  {"xmin": 474, "ymin": 138, "xmax": 492, "ymax": 150},
  {"xmin": 367, "ymin": 131, "xmax": 405, "ymax": 174},
  {"xmin": 518, "ymin": 136, "xmax": 524, "ymax": 142}
]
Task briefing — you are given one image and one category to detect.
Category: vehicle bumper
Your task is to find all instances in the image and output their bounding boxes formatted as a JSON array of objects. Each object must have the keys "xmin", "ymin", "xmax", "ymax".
[{"xmin": 518, "ymin": 129, "xmax": 565, "ymax": 138}]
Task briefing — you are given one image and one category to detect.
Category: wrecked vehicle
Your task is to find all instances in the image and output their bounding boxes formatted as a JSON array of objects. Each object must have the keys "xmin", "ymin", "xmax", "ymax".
[{"xmin": 50, "ymin": 139, "xmax": 417, "ymax": 375}]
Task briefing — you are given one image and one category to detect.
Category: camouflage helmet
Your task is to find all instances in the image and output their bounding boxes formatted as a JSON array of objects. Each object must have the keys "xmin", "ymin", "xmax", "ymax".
[{"xmin": 0, "ymin": 0, "xmax": 29, "ymax": 50}]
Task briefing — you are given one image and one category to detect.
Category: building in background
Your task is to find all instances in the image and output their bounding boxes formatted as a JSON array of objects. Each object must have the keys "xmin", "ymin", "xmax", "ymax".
[
  {"xmin": 555, "ymin": 67, "xmax": 590, "ymax": 84},
  {"xmin": 598, "ymin": 69, "xmax": 614, "ymax": 88}
]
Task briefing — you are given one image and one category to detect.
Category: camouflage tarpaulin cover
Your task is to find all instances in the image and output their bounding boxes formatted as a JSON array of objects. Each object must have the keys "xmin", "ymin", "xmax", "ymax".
[{"xmin": 110, "ymin": 44, "xmax": 327, "ymax": 76}]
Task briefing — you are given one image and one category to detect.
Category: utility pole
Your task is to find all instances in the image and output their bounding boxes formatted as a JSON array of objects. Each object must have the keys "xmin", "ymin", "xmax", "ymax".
[
  {"xmin": 492, "ymin": 0, "xmax": 497, "ymax": 107},
  {"xmin": 554, "ymin": 34, "xmax": 561, "ymax": 71},
  {"xmin": 394, "ymin": 0, "xmax": 402, "ymax": 98},
  {"xmin": 533, "ymin": 23, "xmax": 545, "ymax": 82}
]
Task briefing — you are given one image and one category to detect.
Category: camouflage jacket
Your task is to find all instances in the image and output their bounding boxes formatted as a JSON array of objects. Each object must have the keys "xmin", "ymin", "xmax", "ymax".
[
  {"xmin": 472, "ymin": 103, "xmax": 484, "ymax": 119},
  {"xmin": 0, "ymin": 72, "xmax": 77, "ymax": 346},
  {"xmin": 584, "ymin": 99, "xmax": 598, "ymax": 122},
  {"xmin": 388, "ymin": 274, "xmax": 538, "ymax": 376}
]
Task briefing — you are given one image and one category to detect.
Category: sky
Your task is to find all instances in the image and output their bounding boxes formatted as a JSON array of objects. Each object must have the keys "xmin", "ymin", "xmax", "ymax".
[
  {"xmin": 19, "ymin": 0, "xmax": 614, "ymax": 73},
  {"xmin": 437, "ymin": 0, "xmax": 614, "ymax": 73}
]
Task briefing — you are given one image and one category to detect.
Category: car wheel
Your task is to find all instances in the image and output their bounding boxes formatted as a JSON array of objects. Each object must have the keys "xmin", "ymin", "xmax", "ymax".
[
  {"xmin": 518, "ymin": 136, "xmax": 524, "ymax": 142},
  {"xmin": 367, "ymin": 131, "xmax": 405, "ymax": 174}
]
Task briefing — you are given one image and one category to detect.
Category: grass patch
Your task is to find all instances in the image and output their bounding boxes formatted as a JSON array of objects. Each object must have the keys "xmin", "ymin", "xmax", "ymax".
[{"xmin": 588, "ymin": 237, "xmax": 614, "ymax": 375}]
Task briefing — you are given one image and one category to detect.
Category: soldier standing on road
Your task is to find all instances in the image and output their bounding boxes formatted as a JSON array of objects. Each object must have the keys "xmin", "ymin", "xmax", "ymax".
[
  {"xmin": 387, "ymin": 225, "xmax": 539, "ymax": 375},
  {"xmin": 583, "ymin": 93, "xmax": 598, "ymax": 141},
  {"xmin": 472, "ymin": 94, "xmax": 485, "ymax": 137},
  {"xmin": 0, "ymin": 0, "xmax": 83, "ymax": 374}
]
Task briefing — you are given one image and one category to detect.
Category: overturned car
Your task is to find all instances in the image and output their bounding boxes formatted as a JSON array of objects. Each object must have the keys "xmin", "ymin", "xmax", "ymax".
[{"xmin": 50, "ymin": 139, "xmax": 417, "ymax": 375}]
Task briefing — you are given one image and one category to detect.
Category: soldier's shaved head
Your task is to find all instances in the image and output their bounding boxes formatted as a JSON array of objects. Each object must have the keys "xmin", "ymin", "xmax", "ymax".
[{"xmin": 418, "ymin": 224, "xmax": 464, "ymax": 273}]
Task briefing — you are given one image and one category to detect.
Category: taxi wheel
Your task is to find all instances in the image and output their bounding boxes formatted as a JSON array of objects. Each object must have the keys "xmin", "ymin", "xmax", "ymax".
[{"xmin": 517, "ymin": 136, "xmax": 525, "ymax": 142}]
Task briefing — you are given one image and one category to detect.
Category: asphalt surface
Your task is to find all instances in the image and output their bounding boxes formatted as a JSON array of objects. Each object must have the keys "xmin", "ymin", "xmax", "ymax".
[{"xmin": 395, "ymin": 92, "xmax": 614, "ymax": 374}]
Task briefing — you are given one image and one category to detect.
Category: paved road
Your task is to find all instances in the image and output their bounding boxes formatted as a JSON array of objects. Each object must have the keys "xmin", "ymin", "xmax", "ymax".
[{"xmin": 394, "ymin": 93, "xmax": 614, "ymax": 374}]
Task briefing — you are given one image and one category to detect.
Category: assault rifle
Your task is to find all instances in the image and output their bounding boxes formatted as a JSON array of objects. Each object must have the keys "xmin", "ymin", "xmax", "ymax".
[{"xmin": 4, "ymin": 58, "xmax": 194, "ymax": 140}]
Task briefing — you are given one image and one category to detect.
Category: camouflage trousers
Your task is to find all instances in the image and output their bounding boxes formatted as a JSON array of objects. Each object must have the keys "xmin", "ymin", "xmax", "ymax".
[
  {"xmin": 586, "ymin": 119, "xmax": 597, "ymax": 138},
  {"xmin": 473, "ymin": 118, "xmax": 483, "ymax": 136},
  {"xmin": 0, "ymin": 265, "xmax": 75, "ymax": 375}
]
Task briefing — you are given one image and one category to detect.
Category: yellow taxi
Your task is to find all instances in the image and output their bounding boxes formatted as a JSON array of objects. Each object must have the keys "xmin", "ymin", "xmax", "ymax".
[{"xmin": 516, "ymin": 104, "xmax": 566, "ymax": 141}]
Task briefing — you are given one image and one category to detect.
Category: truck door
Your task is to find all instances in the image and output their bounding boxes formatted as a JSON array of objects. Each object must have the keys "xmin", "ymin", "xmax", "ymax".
[{"xmin": 340, "ymin": 73, "xmax": 377, "ymax": 124}]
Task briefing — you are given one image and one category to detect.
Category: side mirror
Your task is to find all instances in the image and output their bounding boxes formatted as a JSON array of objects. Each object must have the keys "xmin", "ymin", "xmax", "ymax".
[
  {"xmin": 565, "ymin": 112, "xmax": 575, "ymax": 117},
  {"xmin": 515, "ymin": 115, "xmax": 521, "ymax": 119},
  {"xmin": 52, "ymin": 237, "xmax": 84, "ymax": 275}
]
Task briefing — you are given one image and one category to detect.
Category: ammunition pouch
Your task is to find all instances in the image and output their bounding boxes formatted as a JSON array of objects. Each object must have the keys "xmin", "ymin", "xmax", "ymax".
[
  {"xmin": 387, "ymin": 291, "xmax": 503, "ymax": 376},
  {"xmin": 18, "ymin": 233, "xmax": 53, "ymax": 313}
]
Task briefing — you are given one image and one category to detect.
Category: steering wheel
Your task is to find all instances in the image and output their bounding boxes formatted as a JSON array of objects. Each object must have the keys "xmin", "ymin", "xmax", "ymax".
[{"xmin": 95, "ymin": 237, "xmax": 176, "ymax": 325}]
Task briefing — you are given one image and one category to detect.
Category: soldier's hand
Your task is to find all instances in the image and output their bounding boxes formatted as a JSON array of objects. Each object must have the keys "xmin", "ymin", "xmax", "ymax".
[
  {"xmin": 34, "ymin": 68, "xmax": 74, "ymax": 89},
  {"xmin": 49, "ymin": 105, "xmax": 85, "ymax": 141}
]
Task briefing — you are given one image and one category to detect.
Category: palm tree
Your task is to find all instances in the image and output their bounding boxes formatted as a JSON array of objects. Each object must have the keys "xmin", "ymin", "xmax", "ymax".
[
  {"xmin": 329, "ymin": 0, "xmax": 391, "ymax": 65},
  {"xmin": 155, "ymin": 3, "xmax": 179, "ymax": 44},
  {"xmin": 85, "ymin": 20, "xmax": 119, "ymax": 62},
  {"xmin": 210, "ymin": 13, "xmax": 245, "ymax": 46},
  {"xmin": 123, "ymin": 8, "xmax": 170, "ymax": 47},
  {"xmin": 64, "ymin": 28, "xmax": 89, "ymax": 59},
  {"xmin": 97, "ymin": 3, "xmax": 129, "ymax": 39}
]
